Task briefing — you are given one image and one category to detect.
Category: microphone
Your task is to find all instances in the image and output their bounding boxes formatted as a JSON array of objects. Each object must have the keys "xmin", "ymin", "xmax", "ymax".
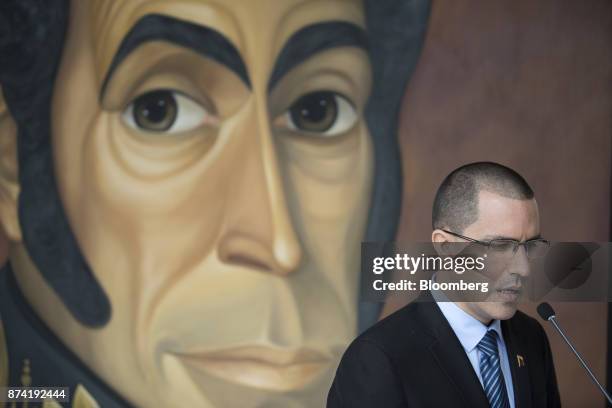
[{"xmin": 537, "ymin": 302, "xmax": 612, "ymax": 405}]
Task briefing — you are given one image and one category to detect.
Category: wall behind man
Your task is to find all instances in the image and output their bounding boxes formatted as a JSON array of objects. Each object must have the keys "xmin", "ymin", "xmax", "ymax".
[
  {"xmin": 386, "ymin": 1, "xmax": 611, "ymax": 407},
  {"xmin": 0, "ymin": 1, "xmax": 609, "ymax": 406}
]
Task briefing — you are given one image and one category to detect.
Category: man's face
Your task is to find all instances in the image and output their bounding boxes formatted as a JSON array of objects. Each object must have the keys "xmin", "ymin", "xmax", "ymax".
[
  {"xmin": 450, "ymin": 190, "xmax": 540, "ymax": 323},
  {"xmin": 10, "ymin": 0, "xmax": 373, "ymax": 406}
]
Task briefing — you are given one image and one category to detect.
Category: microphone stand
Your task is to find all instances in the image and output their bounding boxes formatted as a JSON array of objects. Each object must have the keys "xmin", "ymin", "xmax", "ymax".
[{"xmin": 547, "ymin": 315, "xmax": 612, "ymax": 405}]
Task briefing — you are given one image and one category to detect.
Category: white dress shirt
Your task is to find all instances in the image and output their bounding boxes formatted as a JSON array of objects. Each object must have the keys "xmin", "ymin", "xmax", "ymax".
[{"xmin": 436, "ymin": 299, "xmax": 516, "ymax": 408}]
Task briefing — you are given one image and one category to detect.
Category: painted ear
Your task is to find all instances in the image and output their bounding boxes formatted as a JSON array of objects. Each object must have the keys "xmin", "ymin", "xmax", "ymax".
[{"xmin": 0, "ymin": 86, "xmax": 22, "ymax": 242}]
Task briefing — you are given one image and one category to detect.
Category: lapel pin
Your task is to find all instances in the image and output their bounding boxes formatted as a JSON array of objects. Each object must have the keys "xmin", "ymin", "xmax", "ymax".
[{"xmin": 517, "ymin": 354, "xmax": 525, "ymax": 367}]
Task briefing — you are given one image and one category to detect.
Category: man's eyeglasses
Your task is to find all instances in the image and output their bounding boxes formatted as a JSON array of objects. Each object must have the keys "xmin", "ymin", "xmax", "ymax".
[{"xmin": 441, "ymin": 229, "xmax": 550, "ymax": 259}]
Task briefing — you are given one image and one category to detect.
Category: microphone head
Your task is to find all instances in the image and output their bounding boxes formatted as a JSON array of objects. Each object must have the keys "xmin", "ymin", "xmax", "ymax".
[{"xmin": 537, "ymin": 302, "xmax": 556, "ymax": 321}]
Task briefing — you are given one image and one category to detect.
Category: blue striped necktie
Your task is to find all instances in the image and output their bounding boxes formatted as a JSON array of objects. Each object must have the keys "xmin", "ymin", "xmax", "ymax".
[{"xmin": 477, "ymin": 330, "xmax": 510, "ymax": 408}]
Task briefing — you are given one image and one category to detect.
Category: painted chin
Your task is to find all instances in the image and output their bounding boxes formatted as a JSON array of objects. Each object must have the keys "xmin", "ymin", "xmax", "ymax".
[{"xmin": 168, "ymin": 346, "xmax": 334, "ymax": 392}]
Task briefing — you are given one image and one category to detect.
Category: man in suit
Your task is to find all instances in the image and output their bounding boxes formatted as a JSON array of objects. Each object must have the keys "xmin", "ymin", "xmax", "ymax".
[{"xmin": 328, "ymin": 162, "xmax": 561, "ymax": 408}]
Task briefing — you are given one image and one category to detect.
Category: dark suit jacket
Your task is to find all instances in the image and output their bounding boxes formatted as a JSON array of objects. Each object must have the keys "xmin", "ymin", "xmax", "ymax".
[{"xmin": 328, "ymin": 300, "xmax": 561, "ymax": 408}]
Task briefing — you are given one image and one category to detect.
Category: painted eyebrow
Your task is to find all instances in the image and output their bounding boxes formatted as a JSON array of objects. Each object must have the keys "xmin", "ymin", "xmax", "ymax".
[
  {"xmin": 267, "ymin": 21, "xmax": 369, "ymax": 91},
  {"xmin": 100, "ymin": 14, "xmax": 250, "ymax": 99}
]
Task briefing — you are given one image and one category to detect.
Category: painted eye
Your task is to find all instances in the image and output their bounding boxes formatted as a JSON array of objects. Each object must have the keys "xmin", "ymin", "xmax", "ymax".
[
  {"xmin": 122, "ymin": 90, "xmax": 212, "ymax": 134},
  {"xmin": 280, "ymin": 91, "xmax": 357, "ymax": 137}
]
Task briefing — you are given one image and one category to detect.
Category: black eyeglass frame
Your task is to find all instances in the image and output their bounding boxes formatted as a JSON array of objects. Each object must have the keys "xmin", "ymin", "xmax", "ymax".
[{"xmin": 440, "ymin": 229, "xmax": 550, "ymax": 258}]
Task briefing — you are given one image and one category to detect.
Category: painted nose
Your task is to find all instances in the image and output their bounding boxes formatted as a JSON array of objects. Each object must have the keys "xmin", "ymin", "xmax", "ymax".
[{"xmin": 217, "ymin": 101, "xmax": 302, "ymax": 276}]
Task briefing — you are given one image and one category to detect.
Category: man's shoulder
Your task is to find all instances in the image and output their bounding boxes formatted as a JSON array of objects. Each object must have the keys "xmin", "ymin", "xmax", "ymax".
[
  {"xmin": 509, "ymin": 309, "xmax": 553, "ymax": 353},
  {"xmin": 508, "ymin": 309, "xmax": 546, "ymax": 336},
  {"xmin": 346, "ymin": 301, "xmax": 436, "ymax": 359},
  {"xmin": 351, "ymin": 305, "xmax": 547, "ymax": 353}
]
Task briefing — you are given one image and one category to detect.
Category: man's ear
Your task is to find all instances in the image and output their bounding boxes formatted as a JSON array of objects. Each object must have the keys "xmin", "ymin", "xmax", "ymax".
[
  {"xmin": 431, "ymin": 228, "xmax": 452, "ymax": 256},
  {"xmin": 431, "ymin": 229, "xmax": 450, "ymax": 244},
  {"xmin": 0, "ymin": 87, "xmax": 22, "ymax": 242}
]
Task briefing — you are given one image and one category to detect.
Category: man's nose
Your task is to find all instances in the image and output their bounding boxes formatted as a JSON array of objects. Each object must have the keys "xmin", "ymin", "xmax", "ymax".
[
  {"xmin": 508, "ymin": 245, "xmax": 531, "ymax": 278},
  {"xmin": 217, "ymin": 100, "xmax": 302, "ymax": 276}
]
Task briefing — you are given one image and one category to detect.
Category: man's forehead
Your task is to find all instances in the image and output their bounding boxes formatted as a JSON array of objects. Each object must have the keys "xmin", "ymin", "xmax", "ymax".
[
  {"xmin": 471, "ymin": 190, "xmax": 540, "ymax": 239},
  {"xmin": 83, "ymin": 0, "xmax": 365, "ymax": 84},
  {"xmin": 477, "ymin": 190, "xmax": 537, "ymax": 207}
]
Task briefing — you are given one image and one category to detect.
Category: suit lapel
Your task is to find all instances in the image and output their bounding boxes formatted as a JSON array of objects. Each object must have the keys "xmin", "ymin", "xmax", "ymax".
[
  {"xmin": 417, "ymin": 302, "xmax": 491, "ymax": 408},
  {"xmin": 502, "ymin": 319, "xmax": 532, "ymax": 408}
]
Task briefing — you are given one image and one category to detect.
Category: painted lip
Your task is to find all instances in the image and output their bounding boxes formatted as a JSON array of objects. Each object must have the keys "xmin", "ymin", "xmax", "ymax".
[{"xmin": 172, "ymin": 346, "xmax": 333, "ymax": 392}]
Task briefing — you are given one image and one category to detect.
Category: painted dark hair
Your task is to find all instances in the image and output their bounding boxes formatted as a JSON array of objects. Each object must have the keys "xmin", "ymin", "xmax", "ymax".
[{"xmin": 0, "ymin": 0, "xmax": 430, "ymax": 330}]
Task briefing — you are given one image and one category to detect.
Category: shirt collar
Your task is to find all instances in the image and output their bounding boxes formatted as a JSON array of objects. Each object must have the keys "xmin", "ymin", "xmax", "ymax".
[{"xmin": 435, "ymin": 298, "xmax": 503, "ymax": 353}]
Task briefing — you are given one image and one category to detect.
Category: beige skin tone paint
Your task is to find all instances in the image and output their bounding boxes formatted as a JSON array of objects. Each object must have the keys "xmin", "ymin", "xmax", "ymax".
[
  {"xmin": 0, "ymin": 0, "xmax": 373, "ymax": 406},
  {"xmin": 432, "ymin": 190, "xmax": 541, "ymax": 324}
]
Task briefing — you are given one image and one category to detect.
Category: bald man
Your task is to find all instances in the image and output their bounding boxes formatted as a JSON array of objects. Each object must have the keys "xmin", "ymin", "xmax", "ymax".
[{"xmin": 328, "ymin": 162, "xmax": 561, "ymax": 408}]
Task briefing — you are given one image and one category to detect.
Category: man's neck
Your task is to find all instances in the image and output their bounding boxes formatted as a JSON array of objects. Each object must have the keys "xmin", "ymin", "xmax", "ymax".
[{"xmin": 454, "ymin": 301, "xmax": 493, "ymax": 325}]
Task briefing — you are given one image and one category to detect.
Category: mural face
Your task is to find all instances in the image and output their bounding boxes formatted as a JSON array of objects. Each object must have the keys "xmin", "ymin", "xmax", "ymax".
[{"xmin": 2, "ymin": 0, "xmax": 374, "ymax": 406}]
